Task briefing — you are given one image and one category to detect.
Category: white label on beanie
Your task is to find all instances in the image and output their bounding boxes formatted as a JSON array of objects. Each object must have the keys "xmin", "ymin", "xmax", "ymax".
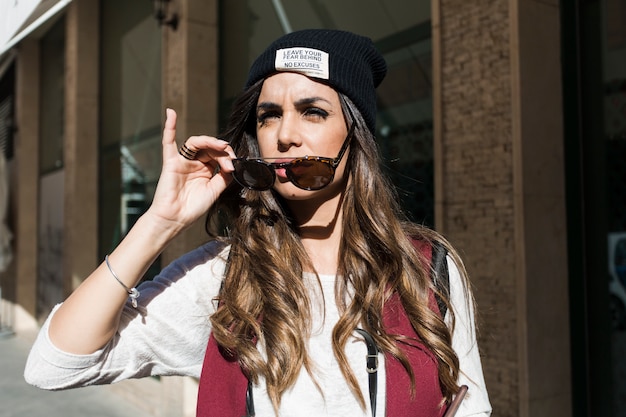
[{"xmin": 275, "ymin": 47, "xmax": 330, "ymax": 80}]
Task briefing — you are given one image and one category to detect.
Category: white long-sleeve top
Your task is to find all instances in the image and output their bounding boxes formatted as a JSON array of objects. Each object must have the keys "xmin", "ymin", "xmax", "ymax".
[{"xmin": 24, "ymin": 240, "xmax": 492, "ymax": 417}]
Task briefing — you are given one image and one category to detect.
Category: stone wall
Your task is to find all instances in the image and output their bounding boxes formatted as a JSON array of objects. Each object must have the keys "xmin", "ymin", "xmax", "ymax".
[{"xmin": 433, "ymin": 1, "xmax": 571, "ymax": 416}]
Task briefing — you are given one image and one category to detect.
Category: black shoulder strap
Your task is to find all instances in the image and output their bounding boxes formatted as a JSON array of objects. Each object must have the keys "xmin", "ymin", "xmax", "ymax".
[
  {"xmin": 245, "ymin": 380, "xmax": 255, "ymax": 416},
  {"xmin": 350, "ymin": 241, "xmax": 449, "ymax": 417},
  {"xmin": 431, "ymin": 240, "xmax": 450, "ymax": 318},
  {"xmin": 355, "ymin": 328, "xmax": 378, "ymax": 417}
]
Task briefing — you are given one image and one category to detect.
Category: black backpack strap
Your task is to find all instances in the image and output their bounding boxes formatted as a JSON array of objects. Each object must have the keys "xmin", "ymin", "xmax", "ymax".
[
  {"xmin": 245, "ymin": 380, "xmax": 255, "ymax": 416},
  {"xmin": 355, "ymin": 328, "xmax": 378, "ymax": 417},
  {"xmin": 431, "ymin": 240, "xmax": 450, "ymax": 318}
]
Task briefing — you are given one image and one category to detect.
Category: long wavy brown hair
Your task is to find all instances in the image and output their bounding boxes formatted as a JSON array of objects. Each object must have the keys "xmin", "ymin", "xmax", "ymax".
[{"xmin": 207, "ymin": 80, "xmax": 471, "ymax": 413}]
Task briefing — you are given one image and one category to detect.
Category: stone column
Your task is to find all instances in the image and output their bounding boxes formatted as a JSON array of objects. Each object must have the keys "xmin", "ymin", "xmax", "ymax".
[
  {"xmin": 161, "ymin": 0, "xmax": 219, "ymax": 267},
  {"xmin": 432, "ymin": 0, "xmax": 571, "ymax": 415},
  {"xmin": 511, "ymin": 2, "xmax": 571, "ymax": 416},
  {"xmin": 159, "ymin": 1, "xmax": 219, "ymax": 415},
  {"xmin": 64, "ymin": 0, "xmax": 100, "ymax": 293}
]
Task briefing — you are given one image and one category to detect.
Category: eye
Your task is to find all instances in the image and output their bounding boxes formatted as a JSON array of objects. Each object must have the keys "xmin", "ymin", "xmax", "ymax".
[
  {"xmin": 257, "ymin": 111, "xmax": 281, "ymax": 126},
  {"xmin": 302, "ymin": 107, "xmax": 329, "ymax": 120}
]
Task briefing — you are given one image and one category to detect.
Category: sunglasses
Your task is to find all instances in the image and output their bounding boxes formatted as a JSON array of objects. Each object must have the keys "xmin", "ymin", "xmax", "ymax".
[{"xmin": 232, "ymin": 123, "xmax": 355, "ymax": 191}]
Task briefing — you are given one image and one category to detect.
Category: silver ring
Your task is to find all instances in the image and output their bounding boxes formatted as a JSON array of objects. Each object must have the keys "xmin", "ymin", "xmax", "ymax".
[{"xmin": 178, "ymin": 142, "xmax": 197, "ymax": 160}]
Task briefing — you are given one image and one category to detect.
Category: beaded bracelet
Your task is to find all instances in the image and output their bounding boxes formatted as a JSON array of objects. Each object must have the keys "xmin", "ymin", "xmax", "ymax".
[{"xmin": 104, "ymin": 255, "xmax": 140, "ymax": 308}]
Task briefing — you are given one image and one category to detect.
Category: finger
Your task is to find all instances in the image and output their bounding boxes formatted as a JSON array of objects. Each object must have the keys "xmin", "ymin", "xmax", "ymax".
[
  {"xmin": 214, "ymin": 153, "xmax": 235, "ymax": 172},
  {"xmin": 184, "ymin": 135, "xmax": 230, "ymax": 154},
  {"xmin": 198, "ymin": 140, "xmax": 236, "ymax": 172},
  {"xmin": 162, "ymin": 108, "xmax": 177, "ymax": 147},
  {"xmin": 183, "ymin": 136, "xmax": 235, "ymax": 166},
  {"xmin": 207, "ymin": 167, "xmax": 234, "ymax": 195}
]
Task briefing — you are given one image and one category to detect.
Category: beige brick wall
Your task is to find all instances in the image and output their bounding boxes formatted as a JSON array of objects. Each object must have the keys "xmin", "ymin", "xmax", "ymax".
[
  {"xmin": 434, "ymin": 0, "xmax": 570, "ymax": 416},
  {"xmin": 434, "ymin": 1, "xmax": 516, "ymax": 412}
]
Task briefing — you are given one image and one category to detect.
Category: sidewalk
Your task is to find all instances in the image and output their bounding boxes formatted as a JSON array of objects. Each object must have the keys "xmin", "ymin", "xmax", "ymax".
[{"xmin": 0, "ymin": 332, "xmax": 157, "ymax": 417}]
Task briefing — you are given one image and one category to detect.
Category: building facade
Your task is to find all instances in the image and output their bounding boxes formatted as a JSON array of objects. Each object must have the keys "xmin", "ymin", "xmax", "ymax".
[{"xmin": 0, "ymin": 0, "xmax": 624, "ymax": 416}]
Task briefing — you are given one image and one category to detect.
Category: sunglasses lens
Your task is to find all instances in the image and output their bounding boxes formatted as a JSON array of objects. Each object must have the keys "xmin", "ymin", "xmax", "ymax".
[
  {"xmin": 288, "ymin": 160, "xmax": 334, "ymax": 190},
  {"xmin": 233, "ymin": 160, "xmax": 275, "ymax": 190}
]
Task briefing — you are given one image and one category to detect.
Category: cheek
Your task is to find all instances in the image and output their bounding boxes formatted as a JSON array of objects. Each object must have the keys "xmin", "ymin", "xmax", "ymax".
[
  {"xmin": 334, "ymin": 154, "xmax": 350, "ymax": 182},
  {"xmin": 328, "ymin": 149, "xmax": 351, "ymax": 188},
  {"xmin": 255, "ymin": 132, "xmax": 274, "ymax": 156}
]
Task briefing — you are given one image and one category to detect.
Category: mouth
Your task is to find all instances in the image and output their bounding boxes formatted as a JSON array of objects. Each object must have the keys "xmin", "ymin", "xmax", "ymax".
[
  {"xmin": 269, "ymin": 158, "xmax": 295, "ymax": 180},
  {"xmin": 274, "ymin": 168, "xmax": 288, "ymax": 180}
]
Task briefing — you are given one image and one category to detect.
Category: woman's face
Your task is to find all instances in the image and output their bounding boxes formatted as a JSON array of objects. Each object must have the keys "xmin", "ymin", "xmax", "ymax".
[{"xmin": 255, "ymin": 72, "xmax": 350, "ymax": 200}]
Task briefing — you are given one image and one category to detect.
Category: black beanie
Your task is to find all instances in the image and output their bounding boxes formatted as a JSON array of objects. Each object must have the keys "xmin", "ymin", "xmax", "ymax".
[{"xmin": 245, "ymin": 29, "xmax": 387, "ymax": 134}]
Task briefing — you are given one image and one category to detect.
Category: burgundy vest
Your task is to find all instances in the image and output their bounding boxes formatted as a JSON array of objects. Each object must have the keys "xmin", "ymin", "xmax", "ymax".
[{"xmin": 196, "ymin": 243, "xmax": 446, "ymax": 417}]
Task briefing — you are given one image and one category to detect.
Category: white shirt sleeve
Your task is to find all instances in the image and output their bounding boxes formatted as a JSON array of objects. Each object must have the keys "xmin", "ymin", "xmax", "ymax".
[
  {"xmin": 446, "ymin": 256, "xmax": 492, "ymax": 416},
  {"xmin": 24, "ymin": 241, "xmax": 228, "ymax": 390}
]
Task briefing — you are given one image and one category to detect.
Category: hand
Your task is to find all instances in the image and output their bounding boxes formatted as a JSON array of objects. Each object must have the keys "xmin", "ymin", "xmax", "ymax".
[{"xmin": 146, "ymin": 108, "xmax": 236, "ymax": 232}]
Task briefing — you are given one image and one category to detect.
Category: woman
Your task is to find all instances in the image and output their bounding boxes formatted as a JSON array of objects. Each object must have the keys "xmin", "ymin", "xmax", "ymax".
[{"xmin": 25, "ymin": 29, "xmax": 491, "ymax": 417}]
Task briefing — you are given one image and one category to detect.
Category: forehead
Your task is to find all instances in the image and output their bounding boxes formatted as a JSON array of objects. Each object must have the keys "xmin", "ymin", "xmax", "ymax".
[{"xmin": 259, "ymin": 72, "xmax": 340, "ymax": 105}]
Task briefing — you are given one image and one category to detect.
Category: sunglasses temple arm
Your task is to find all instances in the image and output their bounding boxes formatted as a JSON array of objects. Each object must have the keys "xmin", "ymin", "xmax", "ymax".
[{"xmin": 332, "ymin": 123, "xmax": 355, "ymax": 168}]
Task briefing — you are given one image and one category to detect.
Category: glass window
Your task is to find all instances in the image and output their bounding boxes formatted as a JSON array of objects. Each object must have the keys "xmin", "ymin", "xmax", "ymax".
[
  {"xmin": 603, "ymin": 0, "xmax": 626, "ymax": 413},
  {"xmin": 40, "ymin": 16, "xmax": 65, "ymax": 174},
  {"xmin": 100, "ymin": 1, "xmax": 161, "ymax": 276},
  {"xmin": 37, "ymin": 16, "xmax": 66, "ymax": 321},
  {"xmin": 0, "ymin": 62, "xmax": 15, "ymax": 161},
  {"xmin": 376, "ymin": 24, "xmax": 433, "ymax": 224}
]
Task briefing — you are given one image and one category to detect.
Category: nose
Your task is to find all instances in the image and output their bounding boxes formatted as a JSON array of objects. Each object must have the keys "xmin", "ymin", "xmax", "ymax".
[{"xmin": 276, "ymin": 114, "xmax": 302, "ymax": 152}]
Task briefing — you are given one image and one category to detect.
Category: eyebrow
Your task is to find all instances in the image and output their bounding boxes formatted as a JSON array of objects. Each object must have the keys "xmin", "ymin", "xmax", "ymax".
[{"xmin": 256, "ymin": 96, "xmax": 333, "ymax": 112}]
